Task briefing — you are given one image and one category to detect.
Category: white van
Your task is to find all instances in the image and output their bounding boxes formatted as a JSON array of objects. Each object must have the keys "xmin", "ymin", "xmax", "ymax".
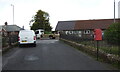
[
  {"xmin": 35, "ymin": 29, "xmax": 44, "ymax": 39},
  {"xmin": 18, "ymin": 30, "xmax": 36, "ymax": 47}
]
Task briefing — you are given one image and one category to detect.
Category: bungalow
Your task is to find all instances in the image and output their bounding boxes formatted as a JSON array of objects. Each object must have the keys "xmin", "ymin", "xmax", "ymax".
[
  {"xmin": 55, "ymin": 19, "xmax": 120, "ymax": 41},
  {"xmin": 2, "ymin": 24, "xmax": 23, "ymax": 36},
  {"xmin": 1, "ymin": 24, "xmax": 23, "ymax": 47},
  {"xmin": 0, "ymin": 26, "xmax": 7, "ymax": 37}
]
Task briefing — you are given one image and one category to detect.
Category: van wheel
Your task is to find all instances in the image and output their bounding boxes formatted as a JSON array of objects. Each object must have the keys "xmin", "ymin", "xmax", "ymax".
[
  {"xmin": 19, "ymin": 44, "xmax": 22, "ymax": 48},
  {"xmin": 52, "ymin": 37, "xmax": 56, "ymax": 39},
  {"xmin": 33, "ymin": 44, "xmax": 36, "ymax": 47}
]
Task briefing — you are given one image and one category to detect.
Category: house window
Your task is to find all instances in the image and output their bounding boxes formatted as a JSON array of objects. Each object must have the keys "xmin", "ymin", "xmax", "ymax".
[
  {"xmin": 65, "ymin": 31, "xmax": 69, "ymax": 35},
  {"xmin": 68, "ymin": 31, "xmax": 71, "ymax": 34},
  {"xmin": 78, "ymin": 34, "xmax": 82, "ymax": 37},
  {"xmin": 71, "ymin": 31, "xmax": 73, "ymax": 34},
  {"xmin": 73, "ymin": 31, "xmax": 77, "ymax": 34},
  {"xmin": 78, "ymin": 31, "xmax": 81, "ymax": 34},
  {"xmin": 69, "ymin": 31, "xmax": 73, "ymax": 34},
  {"xmin": 84, "ymin": 30, "xmax": 90, "ymax": 34}
]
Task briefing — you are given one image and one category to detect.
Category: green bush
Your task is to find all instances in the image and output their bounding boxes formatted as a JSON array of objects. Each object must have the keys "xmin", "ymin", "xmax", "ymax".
[
  {"xmin": 104, "ymin": 22, "xmax": 120, "ymax": 45},
  {"xmin": 44, "ymin": 31, "xmax": 52, "ymax": 34},
  {"xmin": 2, "ymin": 37, "xmax": 8, "ymax": 47}
]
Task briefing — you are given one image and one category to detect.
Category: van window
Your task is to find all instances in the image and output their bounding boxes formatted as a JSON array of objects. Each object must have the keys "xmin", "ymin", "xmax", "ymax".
[
  {"xmin": 20, "ymin": 31, "xmax": 34, "ymax": 36},
  {"xmin": 35, "ymin": 31, "xmax": 39, "ymax": 34}
]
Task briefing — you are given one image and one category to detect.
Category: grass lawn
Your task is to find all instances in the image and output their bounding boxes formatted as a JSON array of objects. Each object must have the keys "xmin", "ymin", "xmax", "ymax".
[{"xmin": 79, "ymin": 40, "xmax": 119, "ymax": 56}]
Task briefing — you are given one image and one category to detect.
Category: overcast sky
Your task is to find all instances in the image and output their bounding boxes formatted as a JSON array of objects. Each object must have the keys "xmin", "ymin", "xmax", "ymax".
[{"xmin": 0, "ymin": 0, "xmax": 120, "ymax": 30}]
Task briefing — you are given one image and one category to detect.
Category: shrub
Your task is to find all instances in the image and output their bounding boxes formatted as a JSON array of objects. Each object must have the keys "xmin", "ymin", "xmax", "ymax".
[
  {"xmin": 44, "ymin": 31, "xmax": 52, "ymax": 34},
  {"xmin": 104, "ymin": 22, "xmax": 120, "ymax": 45}
]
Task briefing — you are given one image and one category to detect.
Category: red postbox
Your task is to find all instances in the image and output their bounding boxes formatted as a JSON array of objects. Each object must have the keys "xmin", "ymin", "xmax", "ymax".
[{"xmin": 94, "ymin": 29, "xmax": 102, "ymax": 40}]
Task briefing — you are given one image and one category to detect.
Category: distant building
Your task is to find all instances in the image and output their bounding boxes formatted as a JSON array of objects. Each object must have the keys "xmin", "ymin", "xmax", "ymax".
[
  {"xmin": 118, "ymin": 1, "xmax": 120, "ymax": 18},
  {"xmin": 0, "ymin": 25, "xmax": 7, "ymax": 36},
  {"xmin": 55, "ymin": 19, "xmax": 120, "ymax": 40},
  {"xmin": 2, "ymin": 25, "xmax": 22, "ymax": 36}
]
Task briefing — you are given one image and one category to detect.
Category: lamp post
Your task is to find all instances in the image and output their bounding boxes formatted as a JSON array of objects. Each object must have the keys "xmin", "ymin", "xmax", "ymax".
[{"xmin": 11, "ymin": 4, "xmax": 14, "ymax": 25}]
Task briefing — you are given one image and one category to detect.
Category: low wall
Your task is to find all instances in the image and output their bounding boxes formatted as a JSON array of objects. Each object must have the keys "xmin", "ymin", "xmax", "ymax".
[{"xmin": 2, "ymin": 42, "xmax": 18, "ymax": 54}]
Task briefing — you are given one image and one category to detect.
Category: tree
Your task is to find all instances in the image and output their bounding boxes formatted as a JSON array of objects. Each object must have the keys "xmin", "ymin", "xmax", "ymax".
[
  {"xmin": 30, "ymin": 10, "xmax": 52, "ymax": 31},
  {"xmin": 104, "ymin": 22, "xmax": 120, "ymax": 45}
]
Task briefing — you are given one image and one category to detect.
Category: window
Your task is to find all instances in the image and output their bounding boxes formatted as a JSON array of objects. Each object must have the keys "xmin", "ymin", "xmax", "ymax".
[
  {"xmin": 71, "ymin": 31, "xmax": 74, "ymax": 34},
  {"xmin": 78, "ymin": 34, "xmax": 82, "ymax": 37},
  {"xmin": 65, "ymin": 31, "xmax": 69, "ymax": 35},
  {"xmin": 35, "ymin": 31, "xmax": 39, "ymax": 34},
  {"xmin": 69, "ymin": 31, "xmax": 73, "ymax": 34},
  {"xmin": 78, "ymin": 31, "xmax": 81, "ymax": 34},
  {"xmin": 84, "ymin": 30, "xmax": 90, "ymax": 34},
  {"xmin": 73, "ymin": 31, "xmax": 76, "ymax": 34}
]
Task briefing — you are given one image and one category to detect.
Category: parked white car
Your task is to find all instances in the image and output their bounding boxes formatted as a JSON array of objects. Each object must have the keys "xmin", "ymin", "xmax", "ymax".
[
  {"xmin": 18, "ymin": 30, "xmax": 36, "ymax": 47},
  {"xmin": 35, "ymin": 29, "xmax": 44, "ymax": 39}
]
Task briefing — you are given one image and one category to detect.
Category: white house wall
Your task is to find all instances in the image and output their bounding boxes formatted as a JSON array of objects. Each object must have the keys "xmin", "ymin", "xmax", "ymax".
[{"xmin": 118, "ymin": 1, "xmax": 120, "ymax": 18}]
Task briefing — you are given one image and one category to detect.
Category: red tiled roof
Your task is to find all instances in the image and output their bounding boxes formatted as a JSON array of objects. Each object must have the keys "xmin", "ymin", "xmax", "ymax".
[
  {"xmin": 75, "ymin": 19, "xmax": 120, "ymax": 30},
  {"xmin": 55, "ymin": 19, "xmax": 120, "ymax": 31}
]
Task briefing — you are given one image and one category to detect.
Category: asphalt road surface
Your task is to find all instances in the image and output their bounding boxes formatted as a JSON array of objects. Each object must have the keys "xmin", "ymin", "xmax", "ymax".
[{"xmin": 2, "ymin": 39, "xmax": 116, "ymax": 70}]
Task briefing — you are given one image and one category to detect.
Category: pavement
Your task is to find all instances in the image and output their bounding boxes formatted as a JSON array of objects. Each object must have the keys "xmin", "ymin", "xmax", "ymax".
[{"xmin": 2, "ymin": 39, "xmax": 117, "ymax": 70}]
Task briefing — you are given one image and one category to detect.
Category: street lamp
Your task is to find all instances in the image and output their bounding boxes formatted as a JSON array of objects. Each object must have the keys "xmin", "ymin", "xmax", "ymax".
[{"xmin": 11, "ymin": 4, "xmax": 14, "ymax": 25}]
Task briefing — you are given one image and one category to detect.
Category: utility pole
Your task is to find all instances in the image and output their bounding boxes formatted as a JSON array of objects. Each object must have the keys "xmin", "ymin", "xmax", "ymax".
[
  {"xmin": 11, "ymin": 4, "xmax": 14, "ymax": 25},
  {"xmin": 114, "ymin": 0, "xmax": 116, "ymax": 23}
]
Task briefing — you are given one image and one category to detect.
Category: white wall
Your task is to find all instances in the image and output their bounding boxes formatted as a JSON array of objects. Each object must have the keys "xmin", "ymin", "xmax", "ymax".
[{"xmin": 118, "ymin": 1, "xmax": 120, "ymax": 18}]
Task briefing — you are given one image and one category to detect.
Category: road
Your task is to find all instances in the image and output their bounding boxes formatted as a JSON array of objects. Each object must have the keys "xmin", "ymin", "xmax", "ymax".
[{"xmin": 2, "ymin": 39, "xmax": 116, "ymax": 70}]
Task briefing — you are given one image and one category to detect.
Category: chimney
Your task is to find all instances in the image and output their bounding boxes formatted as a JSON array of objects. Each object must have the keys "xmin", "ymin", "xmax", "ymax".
[
  {"xmin": 5, "ymin": 22, "xmax": 8, "ymax": 25},
  {"xmin": 22, "ymin": 26, "xmax": 24, "ymax": 29}
]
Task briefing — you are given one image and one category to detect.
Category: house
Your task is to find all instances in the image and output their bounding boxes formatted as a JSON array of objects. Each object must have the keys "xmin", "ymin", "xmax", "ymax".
[
  {"xmin": 0, "ymin": 25, "xmax": 7, "ymax": 37},
  {"xmin": 55, "ymin": 19, "xmax": 120, "ymax": 41},
  {"xmin": 2, "ymin": 25, "xmax": 22, "ymax": 36},
  {"xmin": 1, "ymin": 24, "xmax": 23, "ymax": 47}
]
